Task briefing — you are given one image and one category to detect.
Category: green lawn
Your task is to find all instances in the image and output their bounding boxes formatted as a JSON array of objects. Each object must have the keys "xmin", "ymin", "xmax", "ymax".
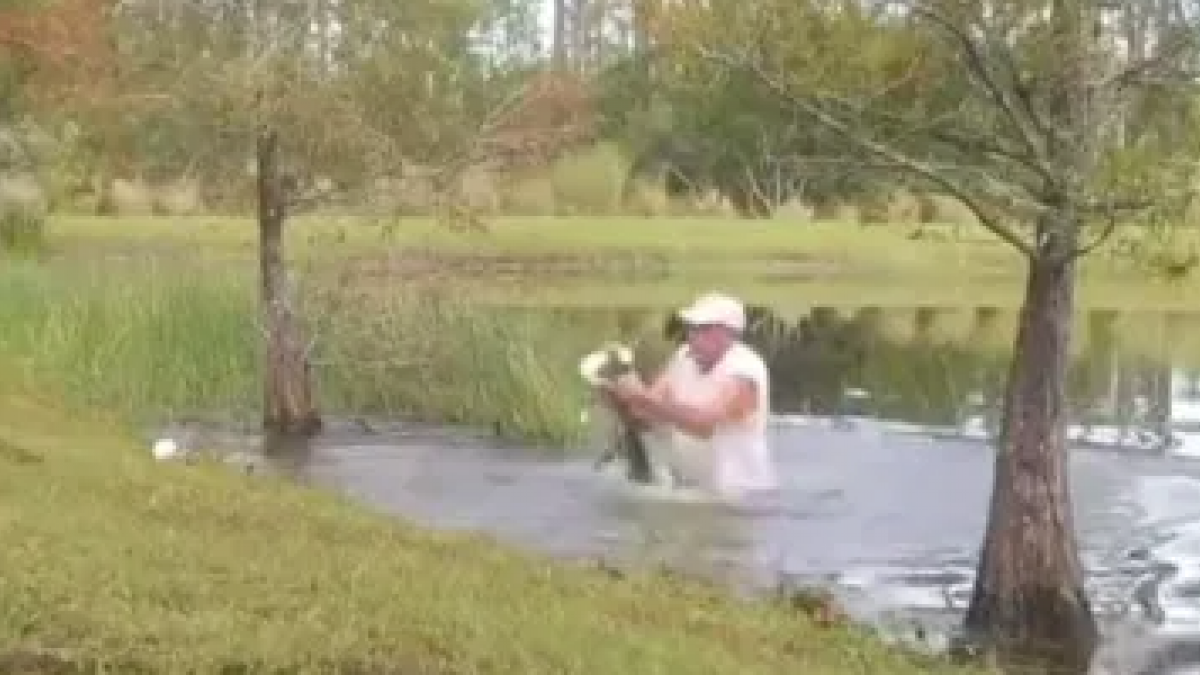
[
  {"xmin": 0, "ymin": 373, "xmax": 988, "ymax": 673},
  {"xmin": 47, "ymin": 214, "xmax": 1028, "ymax": 269},
  {"xmin": 41, "ymin": 214, "xmax": 1200, "ymax": 311}
]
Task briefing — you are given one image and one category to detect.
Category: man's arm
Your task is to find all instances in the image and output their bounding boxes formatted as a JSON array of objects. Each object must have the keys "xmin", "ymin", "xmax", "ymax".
[
  {"xmin": 610, "ymin": 371, "xmax": 670, "ymax": 427},
  {"xmin": 619, "ymin": 375, "xmax": 758, "ymax": 440},
  {"xmin": 646, "ymin": 368, "xmax": 672, "ymax": 401},
  {"xmin": 617, "ymin": 348, "xmax": 683, "ymax": 424}
]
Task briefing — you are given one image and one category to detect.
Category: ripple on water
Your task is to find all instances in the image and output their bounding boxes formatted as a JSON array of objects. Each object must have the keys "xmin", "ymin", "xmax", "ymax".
[
  {"xmin": 1132, "ymin": 474, "xmax": 1200, "ymax": 634},
  {"xmin": 1170, "ymin": 431, "xmax": 1200, "ymax": 461},
  {"xmin": 833, "ymin": 564, "xmax": 975, "ymax": 614}
]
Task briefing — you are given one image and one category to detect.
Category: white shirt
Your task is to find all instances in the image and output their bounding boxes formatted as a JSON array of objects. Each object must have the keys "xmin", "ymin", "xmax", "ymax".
[{"xmin": 657, "ymin": 341, "xmax": 777, "ymax": 498}]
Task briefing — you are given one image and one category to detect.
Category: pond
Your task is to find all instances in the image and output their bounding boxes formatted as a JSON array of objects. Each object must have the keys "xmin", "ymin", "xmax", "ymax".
[{"xmin": 174, "ymin": 304, "xmax": 1200, "ymax": 673}]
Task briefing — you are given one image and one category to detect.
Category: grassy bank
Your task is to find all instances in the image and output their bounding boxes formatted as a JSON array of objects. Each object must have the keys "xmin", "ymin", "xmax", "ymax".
[
  {"xmin": 0, "ymin": 376, "xmax": 989, "ymax": 673},
  {"xmin": 0, "ymin": 261, "xmax": 613, "ymax": 446},
  {"xmin": 54, "ymin": 214, "xmax": 1013, "ymax": 269},
  {"xmin": 45, "ymin": 215, "xmax": 1200, "ymax": 311},
  {"xmin": 464, "ymin": 274, "xmax": 1199, "ymax": 313}
]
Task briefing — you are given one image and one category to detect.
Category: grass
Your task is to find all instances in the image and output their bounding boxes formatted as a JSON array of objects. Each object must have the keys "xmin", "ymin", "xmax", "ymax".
[
  {"xmin": 0, "ymin": 374, "xmax": 992, "ymax": 673},
  {"xmin": 0, "ymin": 210, "xmax": 47, "ymax": 258},
  {"xmin": 44, "ymin": 214, "xmax": 1200, "ymax": 311},
  {"xmin": 47, "ymin": 214, "xmax": 1030, "ymax": 277},
  {"xmin": 4, "ymin": 249, "xmax": 1200, "ymax": 452},
  {"xmin": 0, "ymin": 261, "xmax": 604, "ymax": 446},
  {"xmin": 5, "ymin": 212, "xmax": 1200, "ymax": 449},
  {"xmin": 0, "ymin": 260, "xmax": 258, "ymax": 415}
]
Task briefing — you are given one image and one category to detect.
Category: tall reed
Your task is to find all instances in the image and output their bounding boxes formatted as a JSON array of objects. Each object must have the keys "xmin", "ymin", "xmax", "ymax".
[
  {"xmin": 0, "ymin": 261, "xmax": 607, "ymax": 446},
  {"xmin": 313, "ymin": 288, "xmax": 598, "ymax": 445}
]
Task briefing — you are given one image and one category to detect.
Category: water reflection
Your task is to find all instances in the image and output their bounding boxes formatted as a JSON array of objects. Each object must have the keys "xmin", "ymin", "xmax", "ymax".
[
  {"xmin": 734, "ymin": 305, "xmax": 1200, "ymax": 456},
  {"xmin": 212, "ymin": 305, "xmax": 1200, "ymax": 670}
]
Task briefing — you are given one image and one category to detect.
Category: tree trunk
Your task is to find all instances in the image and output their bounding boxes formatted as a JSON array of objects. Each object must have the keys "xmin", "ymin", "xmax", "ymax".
[
  {"xmin": 552, "ymin": 0, "xmax": 568, "ymax": 67},
  {"xmin": 1148, "ymin": 361, "xmax": 1172, "ymax": 445},
  {"xmin": 257, "ymin": 128, "xmax": 321, "ymax": 438},
  {"xmin": 963, "ymin": 237, "xmax": 1099, "ymax": 673}
]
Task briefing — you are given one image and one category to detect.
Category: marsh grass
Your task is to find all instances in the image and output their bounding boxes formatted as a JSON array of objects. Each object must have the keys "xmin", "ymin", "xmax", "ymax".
[
  {"xmin": 312, "ymin": 289, "xmax": 598, "ymax": 445},
  {"xmin": 0, "ymin": 261, "xmax": 601, "ymax": 445},
  {"xmin": 4, "ymin": 257, "xmax": 1198, "ymax": 450},
  {"xmin": 0, "ymin": 210, "xmax": 47, "ymax": 258},
  {"xmin": 0, "ymin": 378, "xmax": 991, "ymax": 674},
  {"xmin": 0, "ymin": 261, "xmax": 257, "ymax": 421}
]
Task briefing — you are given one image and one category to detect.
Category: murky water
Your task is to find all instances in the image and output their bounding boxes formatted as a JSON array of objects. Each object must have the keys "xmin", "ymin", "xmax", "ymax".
[
  {"xmin": 165, "ymin": 305, "xmax": 1200, "ymax": 672},
  {"xmin": 267, "ymin": 416, "xmax": 1200, "ymax": 623}
]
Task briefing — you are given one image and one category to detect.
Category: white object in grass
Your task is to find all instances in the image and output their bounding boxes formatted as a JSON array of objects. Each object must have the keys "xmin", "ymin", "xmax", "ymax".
[{"xmin": 152, "ymin": 437, "xmax": 180, "ymax": 460}]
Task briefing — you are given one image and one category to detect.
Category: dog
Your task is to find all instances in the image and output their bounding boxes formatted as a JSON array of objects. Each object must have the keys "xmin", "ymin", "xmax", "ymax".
[{"xmin": 583, "ymin": 345, "xmax": 657, "ymax": 484}]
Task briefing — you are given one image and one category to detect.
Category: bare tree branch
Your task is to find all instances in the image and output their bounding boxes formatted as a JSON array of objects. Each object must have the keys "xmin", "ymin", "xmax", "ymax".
[
  {"xmin": 1069, "ymin": 210, "xmax": 1122, "ymax": 261},
  {"xmin": 911, "ymin": 4, "xmax": 1055, "ymax": 183},
  {"xmin": 1070, "ymin": 183, "xmax": 1200, "ymax": 260},
  {"xmin": 807, "ymin": 90, "xmax": 1049, "ymax": 183},
  {"xmin": 1104, "ymin": 27, "xmax": 1200, "ymax": 91},
  {"xmin": 699, "ymin": 47, "xmax": 1036, "ymax": 256}
]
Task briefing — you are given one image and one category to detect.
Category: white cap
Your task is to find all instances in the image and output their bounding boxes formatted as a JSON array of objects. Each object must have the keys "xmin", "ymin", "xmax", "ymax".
[{"xmin": 678, "ymin": 291, "xmax": 746, "ymax": 332}]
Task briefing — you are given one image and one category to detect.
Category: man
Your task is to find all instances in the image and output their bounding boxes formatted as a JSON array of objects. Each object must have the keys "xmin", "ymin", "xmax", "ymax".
[{"xmin": 604, "ymin": 291, "xmax": 777, "ymax": 500}]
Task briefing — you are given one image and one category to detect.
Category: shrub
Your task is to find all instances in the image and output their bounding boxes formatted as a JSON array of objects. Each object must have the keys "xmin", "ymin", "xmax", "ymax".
[{"xmin": 0, "ymin": 173, "xmax": 48, "ymax": 257}]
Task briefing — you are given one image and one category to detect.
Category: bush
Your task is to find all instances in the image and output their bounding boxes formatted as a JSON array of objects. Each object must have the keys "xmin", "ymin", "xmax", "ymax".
[
  {"xmin": 0, "ymin": 173, "xmax": 48, "ymax": 257},
  {"xmin": 97, "ymin": 177, "xmax": 155, "ymax": 216},
  {"xmin": 152, "ymin": 177, "xmax": 204, "ymax": 216},
  {"xmin": 498, "ymin": 176, "xmax": 558, "ymax": 216},
  {"xmin": 548, "ymin": 142, "xmax": 629, "ymax": 215},
  {"xmin": 311, "ymin": 288, "xmax": 601, "ymax": 446}
]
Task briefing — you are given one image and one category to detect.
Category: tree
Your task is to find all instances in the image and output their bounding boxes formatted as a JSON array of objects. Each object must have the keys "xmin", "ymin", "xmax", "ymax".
[
  {"xmin": 87, "ymin": 0, "xmax": 597, "ymax": 438},
  {"xmin": 606, "ymin": 2, "xmax": 933, "ymax": 216},
  {"xmin": 0, "ymin": 0, "xmax": 113, "ymax": 113},
  {"xmin": 666, "ymin": 0, "xmax": 1200, "ymax": 670},
  {"xmin": 74, "ymin": 0, "xmax": 540, "ymax": 438}
]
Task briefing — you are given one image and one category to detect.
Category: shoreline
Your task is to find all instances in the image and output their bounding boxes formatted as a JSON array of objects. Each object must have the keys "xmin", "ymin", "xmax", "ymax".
[{"xmin": 0, "ymin": 374, "xmax": 988, "ymax": 673}]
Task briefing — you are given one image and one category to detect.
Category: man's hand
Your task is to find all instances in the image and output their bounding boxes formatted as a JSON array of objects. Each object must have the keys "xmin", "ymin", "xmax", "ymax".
[
  {"xmin": 605, "ymin": 373, "xmax": 647, "ymax": 401},
  {"xmin": 601, "ymin": 375, "xmax": 658, "ymax": 423}
]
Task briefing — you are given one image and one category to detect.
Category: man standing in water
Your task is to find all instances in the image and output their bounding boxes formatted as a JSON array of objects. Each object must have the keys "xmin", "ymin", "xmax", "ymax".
[{"xmin": 604, "ymin": 291, "xmax": 777, "ymax": 501}]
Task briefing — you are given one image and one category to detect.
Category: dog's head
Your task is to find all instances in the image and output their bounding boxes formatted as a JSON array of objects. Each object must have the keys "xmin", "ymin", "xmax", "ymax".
[
  {"xmin": 594, "ymin": 344, "xmax": 636, "ymax": 382},
  {"xmin": 580, "ymin": 342, "xmax": 636, "ymax": 387}
]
